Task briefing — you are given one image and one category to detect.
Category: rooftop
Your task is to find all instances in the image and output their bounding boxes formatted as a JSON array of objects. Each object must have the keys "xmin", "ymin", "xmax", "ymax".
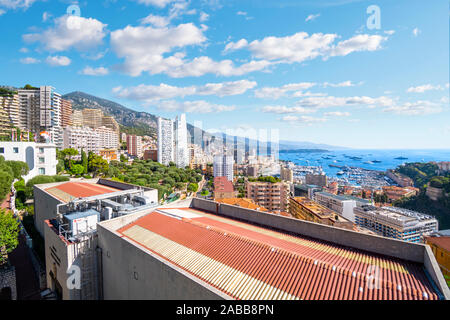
[
  {"xmin": 425, "ymin": 236, "xmax": 450, "ymax": 253},
  {"xmin": 216, "ymin": 198, "xmax": 268, "ymax": 211},
  {"xmin": 45, "ymin": 181, "xmax": 120, "ymax": 202},
  {"xmin": 214, "ymin": 176, "xmax": 234, "ymax": 193},
  {"xmin": 117, "ymin": 206, "xmax": 441, "ymax": 300}
]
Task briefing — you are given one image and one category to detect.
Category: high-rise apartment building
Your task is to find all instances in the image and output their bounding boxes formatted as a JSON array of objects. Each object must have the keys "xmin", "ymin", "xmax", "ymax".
[
  {"xmin": 280, "ymin": 167, "xmax": 294, "ymax": 183},
  {"xmin": 0, "ymin": 92, "xmax": 19, "ymax": 131},
  {"xmin": 213, "ymin": 155, "xmax": 234, "ymax": 182},
  {"xmin": 60, "ymin": 98, "xmax": 73, "ymax": 128},
  {"xmin": 174, "ymin": 113, "xmax": 189, "ymax": 168},
  {"xmin": 72, "ymin": 110, "xmax": 84, "ymax": 126},
  {"xmin": 63, "ymin": 126, "xmax": 100, "ymax": 155},
  {"xmin": 157, "ymin": 117, "xmax": 174, "ymax": 166},
  {"xmin": 305, "ymin": 173, "xmax": 328, "ymax": 187},
  {"xmin": 127, "ymin": 134, "xmax": 143, "ymax": 158},
  {"xmin": 96, "ymin": 126, "xmax": 119, "ymax": 149},
  {"xmin": 246, "ymin": 180, "xmax": 290, "ymax": 213},
  {"xmin": 81, "ymin": 108, "xmax": 103, "ymax": 128},
  {"xmin": 17, "ymin": 86, "xmax": 63, "ymax": 147}
]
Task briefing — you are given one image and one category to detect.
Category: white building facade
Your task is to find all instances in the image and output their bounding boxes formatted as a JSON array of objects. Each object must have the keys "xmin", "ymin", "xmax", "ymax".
[
  {"xmin": 63, "ymin": 126, "xmax": 100, "ymax": 155},
  {"xmin": 213, "ymin": 155, "xmax": 234, "ymax": 182},
  {"xmin": 0, "ymin": 142, "xmax": 57, "ymax": 181},
  {"xmin": 157, "ymin": 117, "xmax": 174, "ymax": 166},
  {"xmin": 174, "ymin": 113, "xmax": 189, "ymax": 168}
]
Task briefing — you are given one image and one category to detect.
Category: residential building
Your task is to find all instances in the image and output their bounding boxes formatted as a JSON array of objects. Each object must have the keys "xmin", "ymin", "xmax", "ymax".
[
  {"xmin": 425, "ymin": 235, "xmax": 450, "ymax": 280},
  {"xmin": 127, "ymin": 135, "xmax": 143, "ymax": 158},
  {"xmin": 0, "ymin": 93, "xmax": 19, "ymax": 131},
  {"xmin": 246, "ymin": 180, "xmax": 289, "ymax": 213},
  {"xmin": 354, "ymin": 205, "xmax": 438, "ymax": 243},
  {"xmin": 294, "ymin": 184, "xmax": 322, "ymax": 199},
  {"xmin": 213, "ymin": 155, "xmax": 234, "ymax": 182},
  {"xmin": 215, "ymin": 197, "xmax": 268, "ymax": 212},
  {"xmin": 17, "ymin": 86, "xmax": 63, "ymax": 147},
  {"xmin": 436, "ymin": 161, "xmax": 450, "ymax": 175},
  {"xmin": 305, "ymin": 173, "xmax": 328, "ymax": 187},
  {"xmin": 72, "ymin": 110, "xmax": 84, "ymax": 126},
  {"xmin": 96, "ymin": 126, "xmax": 119, "ymax": 149},
  {"xmin": 35, "ymin": 179, "xmax": 158, "ymax": 299},
  {"xmin": 99, "ymin": 149, "xmax": 118, "ymax": 162},
  {"xmin": 0, "ymin": 142, "xmax": 57, "ymax": 181},
  {"xmin": 60, "ymin": 99, "xmax": 72, "ymax": 128},
  {"xmin": 143, "ymin": 149, "xmax": 158, "ymax": 161},
  {"xmin": 157, "ymin": 117, "xmax": 174, "ymax": 166},
  {"xmin": 386, "ymin": 170, "xmax": 414, "ymax": 187},
  {"xmin": 174, "ymin": 113, "xmax": 189, "ymax": 168},
  {"xmin": 63, "ymin": 126, "xmax": 100, "ymax": 155},
  {"xmin": 247, "ymin": 165, "xmax": 258, "ymax": 177},
  {"xmin": 213, "ymin": 176, "xmax": 236, "ymax": 200},
  {"xmin": 314, "ymin": 191, "xmax": 360, "ymax": 222},
  {"xmin": 280, "ymin": 167, "xmax": 293, "ymax": 183},
  {"xmin": 382, "ymin": 185, "xmax": 419, "ymax": 202},
  {"xmin": 81, "ymin": 108, "xmax": 103, "ymax": 128},
  {"xmin": 289, "ymin": 196, "xmax": 354, "ymax": 230}
]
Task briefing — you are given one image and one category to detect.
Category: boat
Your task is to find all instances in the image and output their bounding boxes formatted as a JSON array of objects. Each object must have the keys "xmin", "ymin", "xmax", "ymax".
[
  {"xmin": 372, "ymin": 160, "xmax": 382, "ymax": 163},
  {"xmin": 337, "ymin": 171, "xmax": 345, "ymax": 175},
  {"xmin": 364, "ymin": 161, "xmax": 374, "ymax": 164},
  {"xmin": 394, "ymin": 156, "xmax": 408, "ymax": 160}
]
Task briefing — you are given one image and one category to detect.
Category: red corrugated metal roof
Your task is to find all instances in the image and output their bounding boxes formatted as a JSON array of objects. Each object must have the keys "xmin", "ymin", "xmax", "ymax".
[
  {"xmin": 214, "ymin": 176, "xmax": 234, "ymax": 193},
  {"xmin": 46, "ymin": 182, "xmax": 119, "ymax": 202},
  {"xmin": 117, "ymin": 208, "xmax": 441, "ymax": 300}
]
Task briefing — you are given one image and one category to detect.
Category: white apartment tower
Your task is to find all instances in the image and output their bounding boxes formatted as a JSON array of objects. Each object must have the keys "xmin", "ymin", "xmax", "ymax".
[
  {"xmin": 174, "ymin": 113, "xmax": 189, "ymax": 168},
  {"xmin": 157, "ymin": 117, "xmax": 174, "ymax": 166},
  {"xmin": 213, "ymin": 155, "xmax": 234, "ymax": 182},
  {"xmin": 17, "ymin": 86, "xmax": 63, "ymax": 147}
]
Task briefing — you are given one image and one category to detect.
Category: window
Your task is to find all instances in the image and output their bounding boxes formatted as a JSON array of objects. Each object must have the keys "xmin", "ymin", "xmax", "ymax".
[
  {"xmin": 39, "ymin": 148, "xmax": 44, "ymax": 153},
  {"xmin": 39, "ymin": 157, "xmax": 45, "ymax": 164},
  {"xmin": 39, "ymin": 168, "xmax": 45, "ymax": 175},
  {"xmin": 13, "ymin": 147, "xmax": 19, "ymax": 153},
  {"xmin": 0, "ymin": 148, "xmax": 3, "ymax": 153}
]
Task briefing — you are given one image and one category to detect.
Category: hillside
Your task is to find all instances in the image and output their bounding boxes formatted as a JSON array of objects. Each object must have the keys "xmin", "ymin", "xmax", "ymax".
[{"xmin": 63, "ymin": 91, "xmax": 214, "ymax": 142}]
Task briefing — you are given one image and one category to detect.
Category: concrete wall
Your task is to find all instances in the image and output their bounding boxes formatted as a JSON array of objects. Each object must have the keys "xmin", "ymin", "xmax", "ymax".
[
  {"xmin": 34, "ymin": 184, "xmax": 63, "ymax": 237},
  {"xmin": 97, "ymin": 218, "xmax": 229, "ymax": 300},
  {"xmin": 423, "ymin": 245, "xmax": 450, "ymax": 299}
]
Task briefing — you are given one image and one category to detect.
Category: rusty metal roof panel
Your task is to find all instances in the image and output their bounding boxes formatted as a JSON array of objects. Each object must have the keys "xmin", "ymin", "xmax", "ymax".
[{"xmin": 117, "ymin": 209, "xmax": 441, "ymax": 300}]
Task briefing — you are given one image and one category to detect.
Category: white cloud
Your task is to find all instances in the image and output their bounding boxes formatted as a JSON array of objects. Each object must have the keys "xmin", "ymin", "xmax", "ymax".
[
  {"xmin": 20, "ymin": 57, "xmax": 40, "ymax": 64},
  {"xmin": 113, "ymin": 80, "xmax": 257, "ymax": 101},
  {"xmin": 407, "ymin": 84, "xmax": 446, "ymax": 93},
  {"xmin": 46, "ymin": 55, "xmax": 71, "ymax": 66},
  {"xmin": 0, "ymin": 0, "xmax": 37, "ymax": 9},
  {"xmin": 19, "ymin": 47, "xmax": 29, "ymax": 53},
  {"xmin": 225, "ymin": 32, "xmax": 388, "ymax": 65},
  {"xmin": 281, "ymin": 115, "xmax": 327, "ymax": 124},
  {"xmin": 199, "ymin": 11, "xmax": 209, "ymax": 22},
  {"xmin": 305, "ymin": 13, "xmax": 320, "ymax": 22},
  {"xmin": 135, "ymin": 0, "xmax": 173, "ymax": 8},
  {"xmin": 384, "ymin": 30, "xmax": 395, "ymax": 35},
  {"xmin": 140, "ymin": 14, "xmax": 170, "ymax": 27},
  {"xmin": 296, "ymin": 95, "xmax": 395, "ymax": 109},
  {"xmin": 322, "ymin": 80, "xmax": 357, "ymax": 88},
  {"xmin": 255, "ymin": 82, "xmax": 316, "ymax": 99},
  {"xmin": 81, "ymin": 66, "xmax": 109, "ymax": 76},
  {"xmin": 23, "ymin": 15, "xmax": 107, "ymax": 52},
  {"xmin": 0, "ymin": 9, "xmax": 5, "ymax": 15},
  {"xmin": 236, "ymin": 11, "xmax": 247, "ymax": 16},
  {"xmin": 327, "ymin": 34, "xmax": 386, "ymax": 58},
  {"xmin": 223, "ymin": 39, "xmax": 248, "ymax": 53},
  {"xmin": 156, "ymin": 100, "xmax": 236, "ymax": 113},
  {"xmin": 261, "ymin": 105, "xmax": 316, "ymax": 114},
  {"xmin": 324, "ymin": 111, "xmax": 350, "ymax": 117},
  {"xmin": 383, "ymin": 101, "xmax": 442, "ymax": 115},
  {"xmin": 412, "ymin": 27, "xmax": 420, "ymax": 37},
  {"xmin": 42, "ymin": 11, "xmax": 51, "ymax": 22}
]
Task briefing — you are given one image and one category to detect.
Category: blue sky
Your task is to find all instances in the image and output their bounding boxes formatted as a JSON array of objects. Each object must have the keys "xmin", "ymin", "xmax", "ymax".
[{"xmin": 1, "ymin": 0, "xmax": 449, "ymax": 149}]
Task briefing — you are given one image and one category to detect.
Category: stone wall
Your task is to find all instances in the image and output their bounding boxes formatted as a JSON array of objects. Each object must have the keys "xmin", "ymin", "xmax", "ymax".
[{"xmin": 0, "ymin": 264, "xmax": 17, "ymax": 300}]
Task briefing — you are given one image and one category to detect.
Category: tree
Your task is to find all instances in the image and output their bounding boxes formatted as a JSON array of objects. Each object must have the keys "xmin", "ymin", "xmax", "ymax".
[
  {"xmin": 71, "ymin": 164, "xmax": 85, "ymax": 176},
  {"xmin": 88, "ymin": 153, "xmax": 109, "ymax": 177},
  {"xmin": 187, "ymin": 183, "xmax": 198, "ymax": 193},
  {"xmin": 120, "ymin": 154, "xmax": 128, "ymax": 163},
  {"xmin": 5, "ymin": 161, "xmax": 29, "ymax": 179},
  {"xmin": 0, "ymin": 209, "xmax": 20, "ymax": 265},
  {"xmin": 62, "ymin": 148, "xmax": 78, "ymax": 170},
  {"xmin": 81, "ymin": 149, "xmax": 88, "ymax": 174}
]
